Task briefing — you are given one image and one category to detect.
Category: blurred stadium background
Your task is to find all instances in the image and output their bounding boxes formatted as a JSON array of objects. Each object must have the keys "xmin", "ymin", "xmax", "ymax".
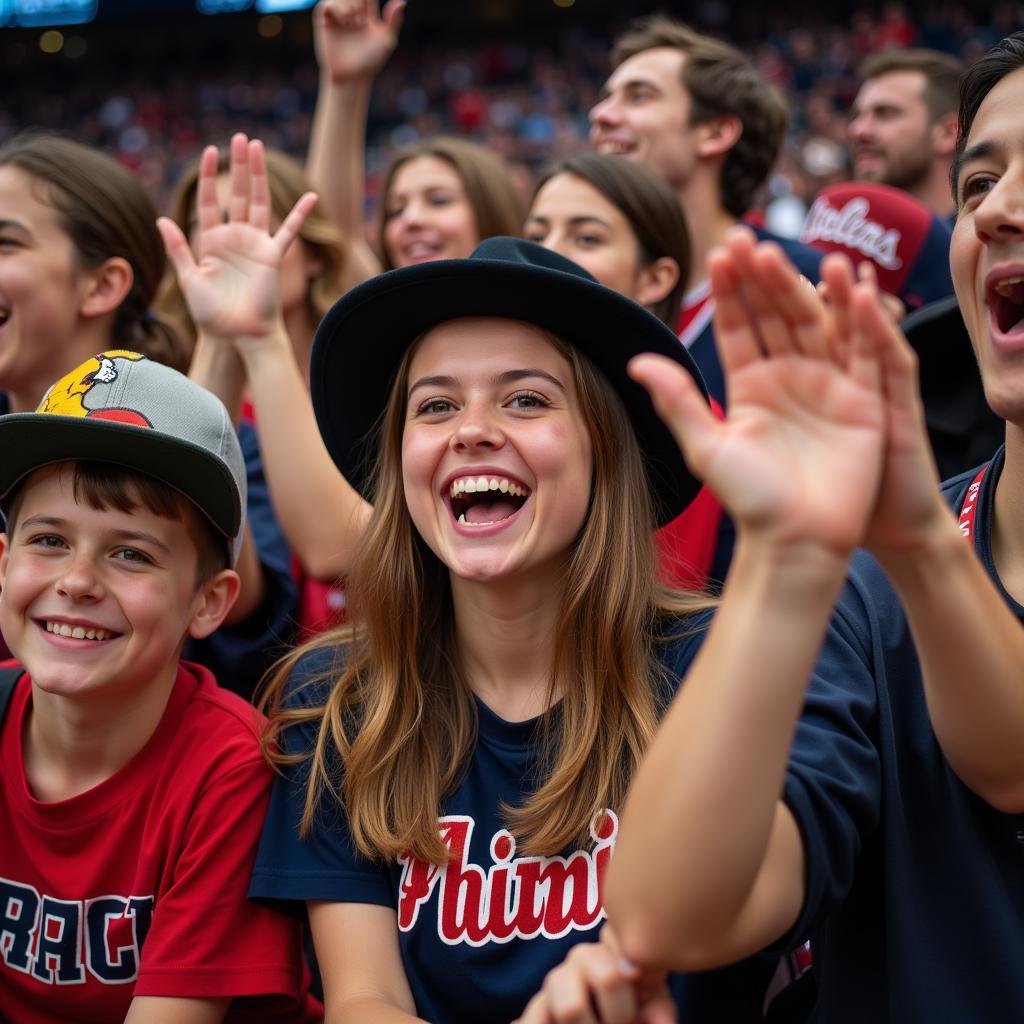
[{"xmin": 1, "ymin": 0, "xmax": 1015, "ymax": 230}]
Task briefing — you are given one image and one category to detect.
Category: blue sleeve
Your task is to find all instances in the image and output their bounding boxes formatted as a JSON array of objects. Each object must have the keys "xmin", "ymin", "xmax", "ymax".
[
  {"xmin": 184, "ymin": 421, "xmax": 300, "ymax": 703},
  {"xmin": 772, "ymin": 571, "xmax": 882, "ymax": 950},
  {"xmin": 249, "ymin": 648, "xmax": 394, "ymax": 916}
]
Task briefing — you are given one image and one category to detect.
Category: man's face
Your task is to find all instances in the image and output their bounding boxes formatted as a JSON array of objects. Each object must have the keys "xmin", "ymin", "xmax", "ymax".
[
  {"xmin": 848, "ymin": 70, "xmax": 937, "ymax": 191},
  {"xmin": 951, "ymin": 66, "xmax": 1024, "ymax": 424},
  {"xmin": 589, "ymin": 48, "xmax": 699, "ymax": 190}
]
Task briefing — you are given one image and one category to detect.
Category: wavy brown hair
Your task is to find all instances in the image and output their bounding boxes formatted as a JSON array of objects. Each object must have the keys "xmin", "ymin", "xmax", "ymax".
[
  {"xmin": 261, "ymin": 330, "xmax": 713, "ymax": 865},
  {"xmin": 157, "ymin": 146, "xmax": 347, "ymax": 350},
  {"xmin": 377, "ymin": 138, "xmax": 526, "ymax": 271}
]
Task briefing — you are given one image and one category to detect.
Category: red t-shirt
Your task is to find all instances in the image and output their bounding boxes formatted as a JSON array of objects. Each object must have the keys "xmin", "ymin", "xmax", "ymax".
[{"xmin": 0, "ymin": 662, "xmax": 322, "ymax": 1023}]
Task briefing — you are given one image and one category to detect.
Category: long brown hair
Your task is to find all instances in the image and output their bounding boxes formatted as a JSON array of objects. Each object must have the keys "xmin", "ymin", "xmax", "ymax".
[
  {"xmin": 377, "ymin": 138, "xmax": 526, "ymax": 271},
  {"xmin": 261, "ymin": 329, "xmax": 713, "ymax": 865},
  {"xmin": 532, "ymin": 153, "xmax": 690, "ymax": 326},
  {"xmin": 157, "ymin": 146, "xmax": 348, "ymax": 349},
  {"xmin": 0, "ymin": 133, "xmax": 188, "ymax": 372}
]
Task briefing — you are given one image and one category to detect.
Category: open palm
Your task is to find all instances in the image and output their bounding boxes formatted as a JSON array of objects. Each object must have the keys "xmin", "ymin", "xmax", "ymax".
[
  {"xmin": 632, "ymin": 231, "xmax": 887, "ymax": 555},
  {"xmin": 157, "ymin": 134, "xmax": 317, "ymax": 342}
]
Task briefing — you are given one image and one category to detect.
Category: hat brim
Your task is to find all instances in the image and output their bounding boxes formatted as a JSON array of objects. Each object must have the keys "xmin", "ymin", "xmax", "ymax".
[
  {"xmin": 310, "ymin": 255, "xmax": 708, "ymax": 526},
  {"xmin": 0, "ymin": 415, "xmax": 242, "ymax": 542}
]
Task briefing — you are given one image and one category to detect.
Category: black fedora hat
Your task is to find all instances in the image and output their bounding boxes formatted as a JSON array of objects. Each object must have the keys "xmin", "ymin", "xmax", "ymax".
[{"xmin": 310, "ymin": 237, "xmax": 708, "ymax": 525}]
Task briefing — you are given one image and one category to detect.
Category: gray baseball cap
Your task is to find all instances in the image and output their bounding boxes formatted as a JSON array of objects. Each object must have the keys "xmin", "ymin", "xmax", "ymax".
[{"xmin": 0, "ymin": 351, "xmax": 246, "ymax": 565}]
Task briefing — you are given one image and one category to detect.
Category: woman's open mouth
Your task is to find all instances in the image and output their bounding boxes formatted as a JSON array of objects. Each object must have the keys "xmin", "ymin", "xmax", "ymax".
[{"xmin": 448, "ymin": 475, "xmax": 531, "ymax": 527}]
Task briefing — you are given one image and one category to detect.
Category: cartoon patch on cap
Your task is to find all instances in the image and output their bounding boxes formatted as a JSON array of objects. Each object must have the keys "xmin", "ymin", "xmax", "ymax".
[{"xmin": 39, "ymin": 351, "xmax": 151, "ymax": 427}]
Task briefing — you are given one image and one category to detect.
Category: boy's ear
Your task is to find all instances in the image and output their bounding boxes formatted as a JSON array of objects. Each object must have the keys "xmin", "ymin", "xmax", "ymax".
[
  {"xmin": 78, "ymin": 256, "xmax": 134, "ymax": 321},
  {"xmin": 695, "ymin": 114, "xmax": 743, "ymax": 160},
  {"xmin": 187, "ymin": 570, "xmax": 241, "ymax": 641}
]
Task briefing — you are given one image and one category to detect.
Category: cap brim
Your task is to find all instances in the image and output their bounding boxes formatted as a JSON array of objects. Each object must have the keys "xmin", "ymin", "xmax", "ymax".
[
  {"xmin": 0, "ymin": 415, "xmax": 242, "ymax": 541},
  {"xmin": 310, "ymin": 256, "xmax": 708, "ymax": 525}
]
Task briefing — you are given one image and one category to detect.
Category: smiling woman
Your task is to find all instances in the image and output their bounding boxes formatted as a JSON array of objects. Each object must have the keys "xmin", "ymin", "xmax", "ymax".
[
  {"xmin": 0, "ymin": 134, "xmax": 187, "ymax": 414},
  {"xmin": 248, "ymin": 238, "xmax": 780, "ymax": 1021}
]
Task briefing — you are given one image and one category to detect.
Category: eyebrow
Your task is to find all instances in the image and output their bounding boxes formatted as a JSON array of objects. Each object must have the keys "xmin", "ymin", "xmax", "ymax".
[
  {"xmin": 18, "ymin": 515, "xmax": 173, "ymax": 554},
  {"xmin": 953, "ymin": 140, "xmax": 998, "ymax": 185},
  {"xmin": 525, "ymin": 214, "xmax": 612, "ymax": 230},
  {"xmin": 0, "ymin": 218, "xmax": 28, "ymax": 234},
  {"xmin": 408, "ymin": 367, "xmax": 568, "ymax": 397}
]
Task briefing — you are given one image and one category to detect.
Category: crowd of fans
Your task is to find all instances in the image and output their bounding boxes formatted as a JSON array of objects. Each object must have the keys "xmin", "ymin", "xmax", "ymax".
[{"xmin": 2, "ymin": 1, "xmax": 1019, "ymax": 221}]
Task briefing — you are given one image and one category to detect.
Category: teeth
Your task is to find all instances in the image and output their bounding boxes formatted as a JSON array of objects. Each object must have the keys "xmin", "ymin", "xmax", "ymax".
[
  {"xmin": 458, "ymin": 513, "xmax": 467, "ymax": 524},
  {"xmin": 450, "ymin": 476, "xmax": 529, "ymax": 499},
  {"xmin": 45, "ymin": 621, "xmax": 110, "ymax": 641},
  {"xmin": 994, "ymin": 276, "xmax": 1024, "ymax": 297}
]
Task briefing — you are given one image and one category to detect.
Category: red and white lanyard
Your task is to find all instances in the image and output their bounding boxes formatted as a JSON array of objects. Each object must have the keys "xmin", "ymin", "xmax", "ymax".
[{"xmin": 958, "ymin": 466, "xmax": 988, "ymax": 541}]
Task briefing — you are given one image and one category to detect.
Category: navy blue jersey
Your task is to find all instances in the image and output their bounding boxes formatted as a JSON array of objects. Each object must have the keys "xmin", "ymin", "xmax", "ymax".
[
  {"xmin": 250, "ymin": 625, "xmax": 777, "ymax": 1023},
  {"xmin": 775, "ymin": 446, "xmax": 1024, "ymax": 1020}
]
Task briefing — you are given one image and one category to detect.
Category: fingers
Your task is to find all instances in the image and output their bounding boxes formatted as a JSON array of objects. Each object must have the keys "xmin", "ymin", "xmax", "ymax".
[
  {"xmin": 710, "ymin": 228, "xmax": 833, "ymax": 372},
  {"xmin": 196, "ymin": 145, "xmax": 221, "ymax": 235},
  {"xmin": 852, "ymin": 280, "xmax": 920, "ymax": 416},
  {"xmin": 820, "ymin": 253, "xmax": 856, "ymax": 366},
  {"xmin": 248, "ymin": 139, "xmax": 271, "ymax": 233},
  {"xmin": 274, "ymin": 192, "xmax": 319, "ymax": 256},
  {"xmin": 156, "ymin": 216, "xmax": 197, "ymax": 279},
  {"xmin": 529, "ymin": 943, "xmax": 639, "ymax": 1024},
  {"xmin": 381, "ymin": 0, "xmax": 406, "ymax": 35},
  {"xmin": 708, "ymin": 245, "xmax": 762, "ymax": 374},
  {"xmin": 228, "ymin": 132, "xmax": 251, "ymax": 224},
  {"xmin": 628, "ymin": 354, "xmax": 720, "ymax": 479}
]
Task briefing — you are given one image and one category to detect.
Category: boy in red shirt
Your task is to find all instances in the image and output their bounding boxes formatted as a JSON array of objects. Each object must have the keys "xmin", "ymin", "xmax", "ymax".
[{"xmin": 0, "ymin": 351, "xmax": 321, "ymax": 1023}]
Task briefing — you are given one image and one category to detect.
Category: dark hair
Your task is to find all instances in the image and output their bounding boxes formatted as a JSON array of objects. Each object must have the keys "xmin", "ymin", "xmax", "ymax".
[
  {"xmin": 952, "ymin": 33, "xmax": 1024, "ymax": 206},
  {"xmin": 0, "ymin": 133, "xmax": 188, "ymax": 373},
  {"xmin": 532, "ymin": 153, "xmax": 690, "ymax": 326},
  {"xmin": 859, "ymin": 49, "xmax": 963, "ymax": 122},
  {"xmin": 611, "ymin": 15, "xmax": 788, "ymax": 218},
  {"xmin": 3, "ymin": 461, "xmax": 228, "ymax": 587},
  {"xmin": 377, "ymin": 137, "xmax": 526, "ymax": 270}
]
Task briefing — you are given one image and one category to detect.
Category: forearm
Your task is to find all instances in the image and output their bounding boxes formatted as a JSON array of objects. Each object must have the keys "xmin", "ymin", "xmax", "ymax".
[
  {"xmin": 238, "ymin": 331, "xmax": 372, "ymax": 580},
  {"xmin": 328, "ymin": 999, "xmax": 427, "ymax": 1024},
  {"xmin": 882, "ymin": 517, "xmax": 1024, "ymax": 811},
  {"xmin": 607, "ymin": 536, "xmax": 847, "ymax": 969},
  {"xmin": 125, "ymin": 996, "xmax": 229, "ymax": 1023},
  {"xmin": 307, "ymin": 73, "xmax": 381, "ymax": 288},
  {"xmin": 189, "ymin": 335, "xmax": 247, "ymax": 425}
]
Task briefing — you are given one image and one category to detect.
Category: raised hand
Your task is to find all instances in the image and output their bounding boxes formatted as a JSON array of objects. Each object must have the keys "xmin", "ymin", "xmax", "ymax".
[
  {"xmin": 629, "ymin": 228, "xmax": 887, "ymax": 557},
  {"xmin": 314, "ymin": 0, "xmax": 406, "ymax": 83},
  {"xmin": 826, "ymin": 261, "xmax": 950, "ymax": 562},
  {"xmin": 157, "ymin": 134, "xmax": 317, "ymax": 344}
]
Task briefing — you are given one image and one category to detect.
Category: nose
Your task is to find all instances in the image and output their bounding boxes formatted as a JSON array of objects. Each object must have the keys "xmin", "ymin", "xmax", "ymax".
[
  {"xmin": 450, "ymin": 400, "xmax": 505, "ymax": 453},
  {"xmin": 589, "ymin": 93, "xmax": 620, "ymax": 132},
  {"xmin": 848, "ymin": 111, "xmax": 871, "ymax": 143},
  {"xmin": 974, "ymin": 170, "xmax": 1024, "ymax": 243},
  {"xmin": 396, "ymin": 196, "xmax": 425, "ymax": 229},
  {"xmin": 56, "ymin": 551, "xmax": 103, "ymax": 602}
]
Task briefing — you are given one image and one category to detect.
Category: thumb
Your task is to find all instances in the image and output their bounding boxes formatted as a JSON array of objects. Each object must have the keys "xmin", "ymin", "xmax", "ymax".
[
  {"xmin": 382, "ymin": 0, "xmax": 406, "ymax": 36},
  {"xmin": 156, "ymin": 216, "xmax": 197, "ymax": 280},
  {"xmin": 628, "ymin": 354, "xmax": 720, "ymax": 479}
]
